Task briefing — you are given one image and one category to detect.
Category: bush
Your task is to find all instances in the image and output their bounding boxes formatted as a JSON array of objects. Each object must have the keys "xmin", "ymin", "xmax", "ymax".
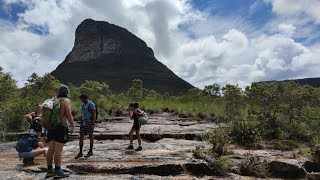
[
  {"xmin": 231, "ymin": 120, "xmax": 260, "ymax": 146},
  {"xmin": 240, "ymin": 153, "xmax": 269, "ymax": 178},
  {"xmin": 209, "ymin": 156, "xmax": 232, "ymax": 176},
  {"xmin": 209, "ymin": 129, "xmax": 231, "ymax": 156}
]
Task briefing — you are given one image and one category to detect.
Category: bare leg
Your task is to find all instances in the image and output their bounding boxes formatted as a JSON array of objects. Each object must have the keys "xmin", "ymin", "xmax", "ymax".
[
  {"xmin": 46, "ymin": 141, "xmax": 55, "ymax": 167},
  {"xmin": 53, "ymin": 142, "xmax": 64, "ymax": 168},
  {"xmin": 33, "ymin": 149, "xmax": 46, "ymax": 157},
  {"xmin": 136, "ymin": 130, "xmax": 142, "ymax": 146},
  {"xmin": 129, "ymin": 129, "xmax": 134, "ymax": 145}
]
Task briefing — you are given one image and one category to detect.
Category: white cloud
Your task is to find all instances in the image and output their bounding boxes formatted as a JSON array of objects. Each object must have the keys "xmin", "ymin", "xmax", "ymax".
[
  {"xmin": 265, "ymin": 0, "xmax": 320, "ymax": 23},
  {"xmin": 0, "ymin": 0, "xmax": 319, "ymax": 89},
  {"xmin": 278, "ymin": 23, "xmax": 296, "ymax": 37}
]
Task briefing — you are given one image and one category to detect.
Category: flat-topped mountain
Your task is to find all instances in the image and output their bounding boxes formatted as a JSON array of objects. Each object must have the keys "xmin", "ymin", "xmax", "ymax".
[
  {"xmin": 263, "ymin": 77, "xmax": 320, "ymax": 88},
  {"xmin": 51, "ymin": 19, "xmax": 193, "ymax": 94}
]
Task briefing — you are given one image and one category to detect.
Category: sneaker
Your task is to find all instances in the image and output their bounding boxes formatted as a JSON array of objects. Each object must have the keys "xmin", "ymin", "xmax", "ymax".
[
  {"xmin": 55, "ymin": 169, "xmax": 70, "ymax": 178},
  {"xmin": 125, "ymin": 145, "xmax": 134, "ymax": 150},
  {"xmin": 45, "ymin": 168, "xmax": 55, "ymax": 178},
  {"xmin": 23, "ymin": 157, "xmax": 34, "ymax": 166},
  {"xmin": 75, "ymin": 152, "xmax": 83, "ymax": 159},
  {"xmin": 85, "ymin": 151, "xmax": 93, "ymax": 157},
  {"xmin": 135, "ymin": 146, "xmax": 142, "ymax": 151}
]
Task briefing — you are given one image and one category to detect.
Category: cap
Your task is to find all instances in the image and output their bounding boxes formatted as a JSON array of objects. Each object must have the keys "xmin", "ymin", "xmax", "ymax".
[{"xmin": 58, "ymin": 85, "xmax": 69, "ymax": 95}]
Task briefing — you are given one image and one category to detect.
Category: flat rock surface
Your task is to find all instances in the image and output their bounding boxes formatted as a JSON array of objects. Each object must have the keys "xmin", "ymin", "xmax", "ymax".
[
  {"xmin": 0, "ymin": 113, "xmax": 313, "ymax": 179},
  {"xmin": 0, "ymin": 113, "xmax": 220, "ymax": 179}
]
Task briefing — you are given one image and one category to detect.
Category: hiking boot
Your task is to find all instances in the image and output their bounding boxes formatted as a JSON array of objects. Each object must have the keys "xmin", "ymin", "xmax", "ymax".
[
  {"xmin": 85, "ymin": 151, "xmax": 93, "ymax": 157},
  {"xmin": 125, "ymin": 145, "xmax": 134, "ymax": 150},
  {"xmin": 55, "ymin": 169, "xmax": 70, "ymax": 178},
  {"xmin": 135, "ymin": 146, "xmax": 142, "ymax": 151},
  {"xmin": 45, "ymin": 168, "xmax": 55, "ymax": 178},
  {"xmin": 23, "ymin": 157, "xmax": 34, "ymax": 166},
  {"xmin": 74, "ymin": 152, "xmax": 83, "ymax": 159}
]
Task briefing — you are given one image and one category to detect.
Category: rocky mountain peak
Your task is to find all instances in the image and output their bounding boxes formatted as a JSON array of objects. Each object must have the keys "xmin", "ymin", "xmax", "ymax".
[
  {"xmin": 66, "ymin": 19, "xmax": 154, "ymax": 63},
  {"xmin": 51, "ymin": 19, "xmax": 193, "ymax": 94}
]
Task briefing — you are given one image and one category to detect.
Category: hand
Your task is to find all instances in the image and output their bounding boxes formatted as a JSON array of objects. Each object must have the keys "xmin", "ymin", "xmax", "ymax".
[
  {"xmin": 91, "ymin": 124, "xmax": 95, "ymax": 130},
  {"xmin": 69, "ymin": 125, "xmax": 75, "ymax": 134}
]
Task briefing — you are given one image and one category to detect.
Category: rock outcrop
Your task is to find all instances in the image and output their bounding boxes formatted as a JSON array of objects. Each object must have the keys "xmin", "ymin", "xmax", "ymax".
[{"xmin": 51, "ymin": 19, "xmax": 193, "ymax": 94}]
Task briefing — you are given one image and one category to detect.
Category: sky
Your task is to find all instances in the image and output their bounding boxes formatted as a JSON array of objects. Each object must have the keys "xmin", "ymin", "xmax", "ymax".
[{"xmin": 0, "ymin": 0, "xmax": 320, "ymax": 88}]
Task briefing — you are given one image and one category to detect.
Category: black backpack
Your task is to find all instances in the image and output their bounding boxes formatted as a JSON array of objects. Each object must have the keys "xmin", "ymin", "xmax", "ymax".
[
  {"xmin": 16, "ymin": 134, "xmax": 37, "ymax": 153},
  {"xmin": 30, "ymin": 117, "xmax": 43, "ymax": 132}
]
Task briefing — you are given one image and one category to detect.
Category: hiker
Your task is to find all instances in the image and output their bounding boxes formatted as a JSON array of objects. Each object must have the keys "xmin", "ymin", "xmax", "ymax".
[
  {"xmin": 126, "ymin": 102, "xmax": 143, "ymax": 151},
  {"xmin": 45, "ymin": 85, "xmax": 75, "ymax": 178},
  {"xmin": 24, "ymin": 105, "xmax": 43, "ymax": 137},
  {"xmin": 75, "ymin": 94, "xmax": 97, "ymax": 159},
  {"xmin": 16, "ymin": 133, "xmax": 46, "ymax": 165}
]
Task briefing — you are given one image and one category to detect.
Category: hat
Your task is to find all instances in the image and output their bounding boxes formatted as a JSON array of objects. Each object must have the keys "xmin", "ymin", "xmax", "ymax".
[
  {"xmin": 79, "ymin": 94, "xmax": 88, "ymax": 99},
  {"xmin": 58, "ymin": 85, "xmax": 69, "ymax": 95}
]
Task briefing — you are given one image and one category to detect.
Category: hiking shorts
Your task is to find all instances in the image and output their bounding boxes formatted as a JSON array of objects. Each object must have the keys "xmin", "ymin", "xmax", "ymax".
[
  {"xmin": 80, "ymin": 120, "xmax": 94, "ymax": 135},
  {"xmin": 132, "ymin": 119, "xmax": 141, "ymax": 131},
  {"xmin": 18, "ymin": 150, "xmax": 34, "ymax": 159},
  {"xmin": 47, "ymin": 126, "xmax": 69, "ymax": 144}
]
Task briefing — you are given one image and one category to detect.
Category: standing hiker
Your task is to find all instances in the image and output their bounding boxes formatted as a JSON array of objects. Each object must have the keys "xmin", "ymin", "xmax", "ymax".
[
  {"xmin": 75, "ymin": 94, "xmax": 97, "ymax": 159},
  {"xmin": 44, "ymin": 85, "xmax": 75, "ymax": 178},
  {"xmin": 126, "ymin": 102, "xmax": 144, "ymax": 151}
]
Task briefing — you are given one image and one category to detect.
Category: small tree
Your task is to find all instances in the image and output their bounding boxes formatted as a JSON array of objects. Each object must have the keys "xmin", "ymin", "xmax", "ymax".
[
  {"xmin": 80, "ymin": 80, "xmax": 110, "ymax": 101},
  {"xmin": 204, "ymin": 83, "xmax": 221, "ymax": 97},
  {"xmin": 0, "ymin": 70, "xmax": 17, "ymax": 102},
  {"xmin": 127, "ymin": 79, "xmax": 143, "ymax": 101},
  {"xmin": 222, "ymin": 84, "xmax": 244, "ymax": 121}
]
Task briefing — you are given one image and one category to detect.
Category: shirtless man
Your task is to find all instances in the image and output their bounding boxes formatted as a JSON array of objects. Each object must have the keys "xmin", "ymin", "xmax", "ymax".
[{"xmin": 46, "ymin": 85, "xmax": 75, "ymax": 178}]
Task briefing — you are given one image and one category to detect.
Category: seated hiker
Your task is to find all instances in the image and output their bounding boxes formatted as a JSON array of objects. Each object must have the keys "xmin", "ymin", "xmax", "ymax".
[
  {"xmin": 75, "ymin": 94, "xmax": 97, "ymax": 159},
  {"xmin": 24, "ymin": 105, "xmax": 43, "ymax": 137},
  {"xmin": 16, "ymin": 133, "xmax": 47, "ymax": 165},
  {"xmin": 126, "ymin": 102, "xmax": 144, "ymax": 151}
]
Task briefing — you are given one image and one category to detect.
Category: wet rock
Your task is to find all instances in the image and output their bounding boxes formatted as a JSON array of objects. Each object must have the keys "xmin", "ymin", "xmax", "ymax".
[
  {"xmin": 269, "ymin": 160, "xmax": 306, "ymax": 179},
  {"xmin": 304, "ymin": 161, "xmax": 320, "ymax": 173}
]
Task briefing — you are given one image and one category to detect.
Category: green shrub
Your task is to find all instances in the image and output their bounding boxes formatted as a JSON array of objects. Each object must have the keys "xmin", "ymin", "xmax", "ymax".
[
  {"xmin": 231, "ymin": 120, "xmax": 260, "ymax": 146},
  {"xmin": 209, "ymin": 129, "xmax": 231, "ymax": 157},
  {"xmin": 209, "ymin": 156, "xmax": 232, "ymax": 176}
]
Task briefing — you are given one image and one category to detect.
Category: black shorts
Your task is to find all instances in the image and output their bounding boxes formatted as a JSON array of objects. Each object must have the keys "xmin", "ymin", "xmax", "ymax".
[
  {"xmin": 132, "ymin": 119, "xmax": 141, "ymax": 130},
  {"xmin": 47, "ymin": 126, "xmax": 69, "ymax": 144}
]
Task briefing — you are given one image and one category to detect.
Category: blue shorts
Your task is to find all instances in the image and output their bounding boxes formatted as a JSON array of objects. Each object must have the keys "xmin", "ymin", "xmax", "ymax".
[{"xmin": 19, "ymin": 150, "xmax": 34, "ymax": 159}]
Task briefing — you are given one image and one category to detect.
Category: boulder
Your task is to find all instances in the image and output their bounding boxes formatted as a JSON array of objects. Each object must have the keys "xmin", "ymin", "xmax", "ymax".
[{"xmin": 269, "ymin": 160, "xmax": 306, "ymax": 179}]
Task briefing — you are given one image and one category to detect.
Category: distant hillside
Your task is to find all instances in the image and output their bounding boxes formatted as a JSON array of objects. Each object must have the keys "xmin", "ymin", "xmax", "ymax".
[
  {"xmin": 51, "ymin": 19, "xmax": 193, "ymax": 94},
  {"xmin": 263, "ymin": 77, "xmax": 320, "ymax": 88}
]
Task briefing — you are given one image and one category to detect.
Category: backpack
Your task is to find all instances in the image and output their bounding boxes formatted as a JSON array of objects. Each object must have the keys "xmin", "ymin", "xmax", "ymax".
[
  {"xmin": 29, "ymin": 117, "xmax": 43, "ymax": 132},
  {"xmin": 41, "ymin": 98, "xmax": 65, "ymax": 130},
  {"xmin": 138, "ymin": 112, "xmax": 149, "ymax": 125},
  {"xmin": 16, "ymin": 134, "xmax": 37, "ymax": 153}
]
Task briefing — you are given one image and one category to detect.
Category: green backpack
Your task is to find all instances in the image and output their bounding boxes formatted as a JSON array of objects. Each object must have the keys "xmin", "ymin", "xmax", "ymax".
[{"xmin": 42, "ymin": 98, "xmax": 65, "ymax": 130}]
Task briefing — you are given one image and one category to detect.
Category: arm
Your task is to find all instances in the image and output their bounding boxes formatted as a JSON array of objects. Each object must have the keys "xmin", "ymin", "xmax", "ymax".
[
  {"xmin": 135, "ymin": 109, "xmax": 144, "ymax": 116},
  {"xmin": 90, "ymin": 109, "xmax": 96, "ymax": 125},
  {"xmin": 63, "ymin": 99, "xmax": 75, "ymax": 133},
  {"xmin": 24, "ymin": 112, "xmax": 35, "ymax": 122}
]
